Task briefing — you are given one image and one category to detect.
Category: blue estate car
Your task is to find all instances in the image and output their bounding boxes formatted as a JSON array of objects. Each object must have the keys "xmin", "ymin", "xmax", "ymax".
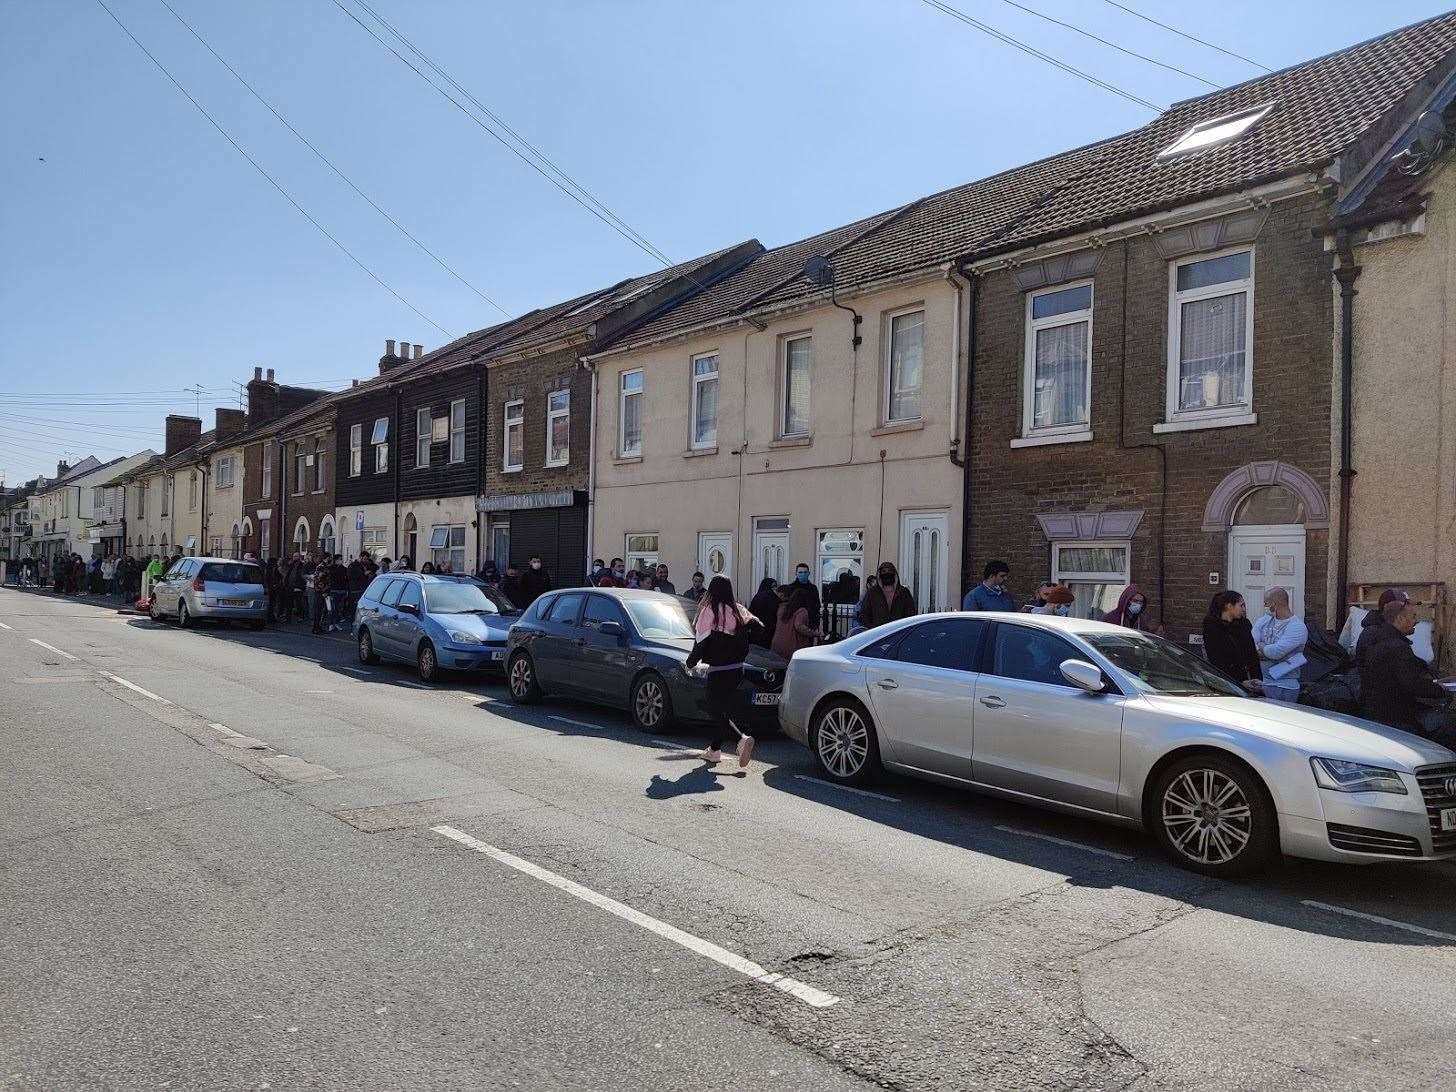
[
  {"xmin": 354, "ymin": 572, "xmax": 519, "ymax": 683},
  {"xmin": 505, "ymin": 588, "xmax": 788, "ymax": 733}
]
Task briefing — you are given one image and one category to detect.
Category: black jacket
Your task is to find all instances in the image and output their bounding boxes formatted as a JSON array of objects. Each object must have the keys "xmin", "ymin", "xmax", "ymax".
[
  {"xmin": 860, "ymin": 583, "xmax": 917, "ymax": 629},
  {"xmin": 1356, "ymin": 620, "xmax": 1449, "ymax": 730},
  {"xmin": 686, "ymin": 607, "xmax": 758, "ymax": 670},
  {"xmin": 1201, "ymin": 616, "xmax": 1261, "ymax": 684},
  {"xmin": 747, "ymin": 588, "xmax": 780, "ymax": 647},
  {"xmin": 520, "ymin": 567, "xmax": 552, "ymax": 606}
]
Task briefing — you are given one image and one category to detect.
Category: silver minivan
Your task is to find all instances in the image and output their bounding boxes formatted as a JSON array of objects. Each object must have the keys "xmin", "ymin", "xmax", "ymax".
[{"xmin": 148, "ymin": 556, "xmax": 268, "ymax": 628}]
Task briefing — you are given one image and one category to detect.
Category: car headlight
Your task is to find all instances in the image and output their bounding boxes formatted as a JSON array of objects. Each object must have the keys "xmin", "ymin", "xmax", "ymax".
[
  {"xmin": 446, "ymin": 630, "xmax": 484, "ymax": 645},
  {"xmin": 1310, "ymin": 757, "xmax": 1408, "ymax": 795}
]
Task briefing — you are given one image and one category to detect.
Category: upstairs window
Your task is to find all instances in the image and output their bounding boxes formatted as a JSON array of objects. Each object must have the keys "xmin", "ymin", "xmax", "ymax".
[
  {"xmin": 449, "ymin": 399, "xmax": 466, "ymax": 464},
  {"xmin": 416, "ymin": 407, "xmax": 432, "ymax": 469},
  {"xmin": 1024, "ymin": 282, "xmax": 1092, "ymax": 438},
  {"xmin": 215, "ymin": 456, "xmax": 235, "ymax": 489},
  {"xmin": 293, "ymin": 445, "xmax": 307, "ymax": 495},
  {"xmin": 160, "ymin": 479, "xmax": 169, "ymax": 516},
  {"xmin": 349, "ymin": 424, "xmax": 362, "ymax": 477},
  {"xmin": 780, "ymin": 335, "xmax": 812, "ymax": 438},
  {"xmin": 313, "ymin": 437, "xmax": 325, "ymax": 491},
  {"xmin": 619, "ymin": 370, "xmax": 643, "ymax": 457},
  {"xmin": 1167, "ymin": 248, "xmax": 1254, "ymax": 425},
  {"xmin": 886, "ymin": 308, "xmax": 925, "ymax": 423},
  {"xmin": 546, "ymin": 390, "xmax": 570, "ymax": 467},
  {"xmin": 189, "ymin": 471, "xmax": 198, "ymax": 511},
  {"xmin": 1158, "ymin": 103, "xmax": 1273, "ymax": 159},
  {"xmin": 262, "ymin": 443, "xmax": 272, "ymax": 497},
  {"xmin": 372, "ymin": 417, "xmax": 389, "ymax": 473},
  {"xmin": 503, "ymin": 399, "xmax": 524, "ymax": 471},
  {"xmin": 691, "ymin": 353, "xmax": 719, "ymax": 449}
]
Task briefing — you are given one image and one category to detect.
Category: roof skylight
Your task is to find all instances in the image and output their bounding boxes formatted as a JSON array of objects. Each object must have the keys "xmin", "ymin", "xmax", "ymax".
[{"xmin": 1158, "ymin": 103, "xmax": 1273, "ymax": 159}]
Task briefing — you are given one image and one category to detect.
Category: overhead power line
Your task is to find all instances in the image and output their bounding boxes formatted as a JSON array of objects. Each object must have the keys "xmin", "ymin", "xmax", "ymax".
[
  {"xmin": 91, "ymin": 0, "xmax": 454, "ymax": 339},
  {"xmin": 994, "ymin": 0, "xmax": 1218, "ymax": 88},
  {"xmin": 917, "ymin": 0, "xmax": 1166, "ymax": 113},
  {"xmin": 1099, "ymin": 0, "xmax": 1271, "ymax": 73},
  {"xmin": 153, "ymin": 0, "xmax": 509, "ymax": 320}
]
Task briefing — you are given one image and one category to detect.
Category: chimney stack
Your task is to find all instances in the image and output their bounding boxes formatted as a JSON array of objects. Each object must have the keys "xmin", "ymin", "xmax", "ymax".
[
  {"xmin": 165, "ymin": 415, "xmax": 202, "ymax": 456},
  {"xmin": 254, "ymin": 366, "xmax": 263, "ymax": 380},
  {"xmin": 266, "ymin": 368, "xmax": 275, "ymax": 382},
  {"xmin": 245, "ymin": 368, "xmax": 282, "ymax": 428},
  {"xmin": 385, "ymin": 339, "xmax": 396, "ymax": 358},
  {"xmin": 57, "ymin": 460, "xmax": 70, "ymax": 478},
  {"xmin": 215, "ymin": 407, "xmax": 246, "ymax": 440},
  {"xmin": 413, "ymin": 343, "xmax": 423, "ymax": 360},
  {"xmin": 378, "ymin": 337, "xmax": 408, "ymax": 375}
]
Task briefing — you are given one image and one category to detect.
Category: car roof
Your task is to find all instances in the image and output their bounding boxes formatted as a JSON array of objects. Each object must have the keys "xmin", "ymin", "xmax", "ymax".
[
  {"xmin": 868, "ymin": 610, "xmax": 1135, "ymax": 638},
  {"xmin": 191, "ymin": 556, "xmax": 263, "ymax": 565},
  {"xmin": 569, "ymin": 587, "xmax": 679, "ymax": 600}
]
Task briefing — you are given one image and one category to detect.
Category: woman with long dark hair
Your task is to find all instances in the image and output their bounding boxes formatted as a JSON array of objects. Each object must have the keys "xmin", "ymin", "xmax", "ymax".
[
  {"xmin": 747, "ymin": 577, "xmax": 779, "ymax": 648},
  {"xmin": 685, "ymin": 575, "xmax": 760, "ymax": 767},
  {"xmin": 1201, "ymin": 590, "xmax": 1262, "ymax": 689},
  {"xmin": 772, "ymin": 583, "xmax": 821, "ymax": 660}
]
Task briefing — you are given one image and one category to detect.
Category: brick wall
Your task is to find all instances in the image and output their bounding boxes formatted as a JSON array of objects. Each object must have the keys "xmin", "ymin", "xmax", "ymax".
[
  {"xmin": 967, "ymin": 192, "xmax": 1334, "ymax": 639},
  {"xmin": 484, "ymin": 346, "xmax": 592, "ymax": 498}
]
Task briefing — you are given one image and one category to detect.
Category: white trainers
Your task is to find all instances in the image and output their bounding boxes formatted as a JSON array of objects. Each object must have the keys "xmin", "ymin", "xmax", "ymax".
[
  {"xmin": 736, "ymin": 735, "xmax": 755, "ymax": 768},
  {"xmin": 701, "ymin": 748, "xmax": 723, "ymax": 764}
]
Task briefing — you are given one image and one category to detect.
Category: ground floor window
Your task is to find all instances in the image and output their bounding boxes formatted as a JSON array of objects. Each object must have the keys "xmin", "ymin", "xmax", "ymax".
[
  {"xmin": 1051, "ymin": 541, "xmax": 1130, "ymax": 620},
  {"xmin": 361, "ymin": 527, "xmax": 388, "ymax": 560},
  {"xmin": 625, "ymin": 532, "xmax": 659, "ymax": 574},
  {"xmin": 429, "ymin": 524, "xmax": 466, "ymax": 572}
]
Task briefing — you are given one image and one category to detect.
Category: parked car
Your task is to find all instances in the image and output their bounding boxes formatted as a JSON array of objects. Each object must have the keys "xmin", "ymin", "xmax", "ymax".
[
  {"xmin": 355, "ymin": 572, "xmax": 518, "ymax": 682},
  {"xmin": 778, "ymin": 612, "xmax": 1456, "ymax": 876},
  {"xmin": 505, "ymin": 588, "xmax": 788, "ymax": 733},
  {"xmin": 148, "ymin": 556, "xmax": 267, "ymax": 629}
]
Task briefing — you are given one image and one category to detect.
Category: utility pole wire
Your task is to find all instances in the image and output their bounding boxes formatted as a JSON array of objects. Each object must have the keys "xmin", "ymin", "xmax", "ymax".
[
  {"xmin": 91, "ymin": 0, "xmax": 454, "ymax": 340},
  {"xmin": 917, "ymin": 0, "xmax": 1166, "ymax": 113},
  {"xmin": 1099, "ymin": 0, "xmax": 1271, "ymax": 73},
  {"xmin": 154, "ymin": 0, "xmax": 509, "ymax": 319},
  {"xmin": 994, "ymin": 0, "xmax": 1218, "ymax": 88}
]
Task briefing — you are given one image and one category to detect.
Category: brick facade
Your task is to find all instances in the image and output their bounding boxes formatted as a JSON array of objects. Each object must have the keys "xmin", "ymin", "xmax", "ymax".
[{"xmin": 966, "ymin": 192, "xmax": 1334, "ymax": 640}]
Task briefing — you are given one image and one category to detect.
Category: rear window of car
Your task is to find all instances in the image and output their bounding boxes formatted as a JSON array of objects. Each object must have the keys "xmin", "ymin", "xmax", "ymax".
[{"xmin": 199, "ymin": 563, "xmax": 263, "ymax": 584}]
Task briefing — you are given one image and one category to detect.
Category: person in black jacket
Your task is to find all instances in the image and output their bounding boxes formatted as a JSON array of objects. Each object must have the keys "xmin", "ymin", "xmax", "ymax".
[
  {"xmin": 1357, "ymin": 599, "xmax": 1454, "ymax": 743},
  {"xmin": 1201, "ymin": 590, "xmax": 1262, "ymax": 690},
  {"xmin": 685, "ymin": 576, "xmax": 760, "ymax": 767},
  {"xmin": 520, "ymin": 554, "xmax": 552, "ymax": 607},
  {"xmin": 859, "ymin": 562, "xmax": 917, "ymax": 630},
  {"xmin": 747, "ymin": 578, "xmax": 779, "ymax": 647}
]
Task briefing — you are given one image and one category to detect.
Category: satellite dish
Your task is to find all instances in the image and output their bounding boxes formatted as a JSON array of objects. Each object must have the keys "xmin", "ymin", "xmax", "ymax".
[{"xmin": 801, "ymin": 255, "xmax": 835, "ymax": 287}]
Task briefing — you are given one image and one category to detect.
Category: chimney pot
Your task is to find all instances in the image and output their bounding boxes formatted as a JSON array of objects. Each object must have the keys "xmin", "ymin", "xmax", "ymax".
[
  {"xmin": 386, "ymin": 339, "xmax": 396, "ymax": 358},
  {"xmin": 413, "ymin": 343, "xmax": 423, "ymax": 359},
  {"xmin": 254, "ymin": 366, "xmax": 263, "ymax": 381},
  {"xmin": 352, "ymin": 379, "xmax": 359, "ymax": 388},
  {"xmin": 266, "ymin": 368, "xmax": 275, "ymax": 382}
]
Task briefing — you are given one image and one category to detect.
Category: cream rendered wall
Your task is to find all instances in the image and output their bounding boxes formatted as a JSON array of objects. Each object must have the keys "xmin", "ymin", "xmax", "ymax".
[
  {"xmin": 1343, "ymin": 159, "xmax": 1455, "ymax": 665},
  {"xmin": 205, "ymin": 444, "xmax": 246, "ymax": 556},
  {"xmin": 170, "ymin": 466, "xmax": 205, "ymax": 554},
  {"xmin": 592, "ymin": 275, "xmax": 964, "ymax": 605},
  {"xmin": 335, "ymin": 501, "xmax": 396, "ymax": 562},
  {"xmin": 400, "ymin": 495, "xmax": 479, "ymax": 573}
]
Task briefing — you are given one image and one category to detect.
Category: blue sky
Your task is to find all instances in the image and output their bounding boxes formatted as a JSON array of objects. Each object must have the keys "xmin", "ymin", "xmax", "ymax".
[{"xmin": 0, "ymin": 0, "xmax": 1447, "ymax": 483}]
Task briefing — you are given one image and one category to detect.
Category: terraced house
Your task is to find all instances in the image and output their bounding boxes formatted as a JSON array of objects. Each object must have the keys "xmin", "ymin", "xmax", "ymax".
[{"xmin": 237, "ymin": 368, "xmax": 332, "ymax": 561}]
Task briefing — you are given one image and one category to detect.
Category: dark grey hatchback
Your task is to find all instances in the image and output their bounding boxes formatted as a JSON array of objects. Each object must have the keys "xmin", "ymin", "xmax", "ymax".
[{"xmin": 505, "ymin": 588, "xmax": 788, "ymax": 733}]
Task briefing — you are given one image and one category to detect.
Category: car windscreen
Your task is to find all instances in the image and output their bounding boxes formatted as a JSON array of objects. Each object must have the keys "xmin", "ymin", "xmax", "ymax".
[
  {"xmin": 1085, "ymin": 633, "xmax": 1246, "ymax": 697},
  {"xmin": 198, "ymin": 563, "xmax": 264, "ymax": 585},
  {"xmin": 424, "ymin": 580, "xmax": 509, "ymax": 615},
  {"xmin": 624, "ymin": 596, "xmax": 695, "ymax": 640}
]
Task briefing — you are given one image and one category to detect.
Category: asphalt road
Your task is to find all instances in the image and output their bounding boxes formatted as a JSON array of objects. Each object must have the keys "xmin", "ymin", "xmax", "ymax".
[{"xmin": 2, "ymin": 587, "xmax": 1453, "ymax": 1091}]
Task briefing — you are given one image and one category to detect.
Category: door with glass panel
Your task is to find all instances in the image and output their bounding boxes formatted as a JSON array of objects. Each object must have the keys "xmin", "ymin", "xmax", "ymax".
[
  {"xmin": 898, "ymin": 511, "xmax": 948, "ymax": 614},
  {"xmin": 752, "ymin": 517, "xmax": 789, "ymax": 590},
  {"xmin": 697, "ymin": 532, "xmax": 732, "ymax": 583}
]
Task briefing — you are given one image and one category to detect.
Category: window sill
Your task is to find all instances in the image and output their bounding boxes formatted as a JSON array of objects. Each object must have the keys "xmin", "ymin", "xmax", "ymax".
[
  {"xmin": 1010, "ymin": 430, "xmax": 1094, "ymax": 449},
  {"xmin": 545, "ymin": 459, "xmax": 570, "ymax": 469},
  {"xmin": 1152, "ymin": 412, "xmax": 1257, "ymax": 434},
  {"xmin": 871, "ymin": 419, "xmax": 924, "ymax": 437},
  {"xmin": 683, "ymin": 446, "xmax": 718, "ymax": 458},
  {"xmin": 614, "ymin": 454, "xmax": 643, "ymax": 466},
  {"xmin": 502, "ymin": 466, "xmax": 523, "ymax": 474},
  {"xmin": 770, "ymin": 435, "xmax": 813, "ymax": 449}
]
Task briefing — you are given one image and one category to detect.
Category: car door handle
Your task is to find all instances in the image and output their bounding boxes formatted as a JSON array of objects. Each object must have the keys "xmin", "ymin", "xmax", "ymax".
[
  {"xmin": 979, "ymin": 695, "xmax": 1006, "ymax": 709},
  {"xmin": 876, "ymin": 679, "xmax": 898, "ymax": 690}
]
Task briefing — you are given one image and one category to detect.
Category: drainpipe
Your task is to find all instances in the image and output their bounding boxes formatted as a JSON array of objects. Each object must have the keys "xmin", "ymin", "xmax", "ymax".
[
  {"xmin": 476, "ymin": 365, "xmax": 487, "ymax": 572},
  {"xmin": 392, "ymin": 390, "xmax": 402, "ymax": 560},
  {"xmin": 199, "ymin": 461, "xmax": 209, "ymax": 556},
  {"xmin": 583, "ymin": 357, "xmax": 597, "ymax": 574},
  {"xmin": 953, "ymin": 265, "xmax": 976, "ymax": 603},
  {"xmin": 1333, "ymin": 229, "xmax": 1361, "ymax": 625}
]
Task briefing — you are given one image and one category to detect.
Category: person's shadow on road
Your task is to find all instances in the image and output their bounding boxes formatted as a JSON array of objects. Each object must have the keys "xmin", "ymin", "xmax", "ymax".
[{"xmin": 645, "ymin": 762, "xmax": 744, "ymax": 800}]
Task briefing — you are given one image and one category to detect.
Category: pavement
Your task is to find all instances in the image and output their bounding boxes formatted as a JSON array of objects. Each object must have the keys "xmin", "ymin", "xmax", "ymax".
[{"xmin": 1, "ymin": 585, "xmax": 1453, "ymax": 1091}]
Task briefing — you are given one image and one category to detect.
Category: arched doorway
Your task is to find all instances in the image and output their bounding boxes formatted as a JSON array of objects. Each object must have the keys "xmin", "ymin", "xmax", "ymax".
[
  {"xmin": 294, "ymin": 516, "xmax": 310, "ymax": 556},
  {"xmin": 1203, "ymin": 461, "xmax": 1327, "ymax": 618},
  {"xmin": 402, "ymin": 513, "xmax": 418, "ymax": 567},
  {"xmin": 319, "ymin": 516, "xmax": 337, "ymax": 558},
  {"xmin": 241, "ymin": 518, "xmax": 253, "ymax": 557},
  {"xmin": 230, "ymin": 522, "xmax": 242, "ymax": 559}
]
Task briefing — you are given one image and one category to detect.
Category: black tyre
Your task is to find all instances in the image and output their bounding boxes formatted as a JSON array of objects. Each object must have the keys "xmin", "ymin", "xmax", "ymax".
[
  {"xmin": 630, "ymin": 672, "xmax": 674, "ymax": 733},
  {"xmin": 147, "ymin": 597, "xmax": 162, "ymax": 623},
  {"xmin": 507, "ymin": 651, "xmax": 542, "ymax": 704},
  {"xmin": 357, "ymin": 627, "xmax": 380, "ymax": 665},
  {"xmin": 417, "ymin": 640, "xmax": 441, "ymax": 684},
  {"xmin": 1149, "ymin": 753, "xmax": 1277, "ymax": 877},
  {"xmin": 176, "ymin": 600, "xmax": 191, "ymax": 629},
  {"xmin": 810, "ymin": 697, "xmax": 882, "ymax": 786}
]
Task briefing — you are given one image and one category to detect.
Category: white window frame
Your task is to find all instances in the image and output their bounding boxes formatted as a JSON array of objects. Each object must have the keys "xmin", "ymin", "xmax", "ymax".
[
  {"xmin": 449, "ymin": 399, "xmax": 465, "ymax": 464},
  {"xmin": 624, "ymin": 531, "xmax": 659, "ymax": 574},
  {"xmin": 1022, "ymin": 281, "xmax": 1093, "ymax": 439},
  {"xmin": 293, "ymin": 445, "xmax": 306, "ymax": 495},
  {"xmin": 779, "ymin": 334, "xmax": 812, "ymax": 439},
  {"xmin": 690, "ymin": 352, "xmax": 719, "ymax": 450},
  {"xmin": 189, "ymin": 472, "xmax": 198, "ymax": 511},
  {"xmin": 416, "ymin": 407, "xmax": 432, "ymax": 469},
  {"xmin": 503, "ymin": 399, "xmax": 524, "ymax": 472},
  {"xmin": 136, "ymin": 483, "xmax": 147, "ymax": 519},
  {"xmin": 262, "ymin": 443, "xmax": 273, "ymax": 497},
  {"xmin": 313, "ymin": 437, "xmax": 325, "ymax": 492},
  {"xmin": 429, "ymin": 524, "xmax": 466, "ymax": 572},
  {"xmin": 1165, "ymin": 245, "xmax": 1255, "ymax": 428},
  {"xmin": 349, "ymin": 423, "xmax": 362, "ymax": 477},
  {"xmin": 545, "ymin": 390, "xmax": 570, "ymax": 467},
  {"xmin": 371, "ymin": 417, "xmax": 389, "ymax": 474},
  {"xmin": 1051, "ymin": 539, "xmax": 1131, "ymax": 621},
  {"xmin": 883, "ymin": 307, "xmax": 926, "ymax": 425},
  {"xmin": 160, "ymin": 478, "xmax": 168, "ymax": 516},
  {"xmin": 618, "ymin": 369, "xmax": 643, "ymax": 458},
  {"xmin": 215, "ymin": 455, "xmax": 235, "ymax": 489}
]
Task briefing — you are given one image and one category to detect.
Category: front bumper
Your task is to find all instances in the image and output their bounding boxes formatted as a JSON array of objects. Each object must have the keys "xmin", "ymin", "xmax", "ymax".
[
  {"xmin": 441, "ymin": 643, "xmax": 508, "ymax": 671},
  {"xmin": 1278, "ymin": 779, "xmax": 1456, "ymax": 864}
]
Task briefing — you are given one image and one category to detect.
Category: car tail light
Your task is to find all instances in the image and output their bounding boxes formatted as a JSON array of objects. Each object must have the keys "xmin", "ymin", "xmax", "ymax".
[{"xmin": 192, "ymin": 577, "xmax": 205, "ymax": 593}]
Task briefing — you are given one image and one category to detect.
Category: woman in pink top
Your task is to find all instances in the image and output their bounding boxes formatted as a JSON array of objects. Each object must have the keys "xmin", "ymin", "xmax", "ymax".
[{"xmin": 686, "ymin": 576, "xmax": 761, "ymax": 766}]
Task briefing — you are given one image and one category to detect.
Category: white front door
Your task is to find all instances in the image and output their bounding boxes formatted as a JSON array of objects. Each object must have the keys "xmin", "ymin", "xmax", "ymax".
[
  {"xmin": 698, "ymin": 532, "xmax": 733, "ymax": 583},
  {"xmin": 752, "ymin": 523, "xmax": 789, "ymax": 590},
  {"xmin": 1228, "ymin": 524, "xmax": 1305, "ymax": 617},
  {"xmin": 899, "ymin": 510, "xmax": 949, "ymax": 613}
]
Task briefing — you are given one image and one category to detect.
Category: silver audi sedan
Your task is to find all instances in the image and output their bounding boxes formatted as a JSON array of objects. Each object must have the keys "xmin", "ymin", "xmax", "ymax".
[{"xmin": 779, "ymin": 612, "xmax": 1456, "ymax": 876}]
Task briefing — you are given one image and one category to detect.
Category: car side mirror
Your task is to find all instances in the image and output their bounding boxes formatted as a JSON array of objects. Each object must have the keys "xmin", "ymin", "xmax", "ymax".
[
  {"xmin": 398, "ymin": 602, "xmax": 419, "ymax": 616},
  {"xmin": 1060, "ymin": 658, "xmax": 1107, "ymax": 694},
  {"xmin": 599, "ymin": 621, "xmax": 623, "ymax": 638}
]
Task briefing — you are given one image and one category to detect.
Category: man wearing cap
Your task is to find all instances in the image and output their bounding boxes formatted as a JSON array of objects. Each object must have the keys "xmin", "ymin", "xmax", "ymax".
[
  {"xmin": 1356, "ymin": 597, "xmax": 1454, "ymax": 744},
  {"xmin": 1356, "ymin": 588, "xmax": 1409, "ymax": 661}
]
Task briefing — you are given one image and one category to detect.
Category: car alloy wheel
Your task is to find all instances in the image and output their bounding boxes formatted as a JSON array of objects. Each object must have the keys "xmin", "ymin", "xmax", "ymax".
[
  {"xmin": 358, "ymin": 628, "xmax": 379, "ymax": 665},
  {"xmin": 177, "ymin": 601, "xmax": 190, "ymax": 629},
  {"xmin": 1151, "ymin": 754, "xmax": 1275, "ymax": 876},
  {"xmin": 632, "ymin": 674, "xmax": 670, "ymax": 732},
  {"xmin": 418, "ymin": 641, "xmax": 438, "ymax": 683},
  {"xmin": 817, "ymin": 705, "xmax": 870, "ymax": 779},
  {"xmin": 507, "ymin": 653, "xmax": 541, "ymax": 704},
  {"xmin": 148, "ymin": 598, "xmax": 160, "ymax": 622}
]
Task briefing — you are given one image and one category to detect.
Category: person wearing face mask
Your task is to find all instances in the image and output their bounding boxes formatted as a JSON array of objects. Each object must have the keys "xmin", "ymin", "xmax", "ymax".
[
  {"xmin": 1251, "ymin": 587, "xmax": 1307, "ymax": 703},
  {"xmin": 588, "ymin": 558, "xmax": 607, "ymax": 585},
  {"xmin": 1030, "ymin": 584, "xmax": 1075, "ymax": 615},
  {"xmin": 1201, "ymin": 590, "xmax": 1262, "ymax": 690},
  {"xmin": 791, "ymin": 562, "xmax": 820, "ymax": 624},
  {"xmin": 858, "ymin": 562, "xmax": 917, "ymax": 629},
  {"xmin": 1102, "ymin": 584, "xmax": 1149, "ymax": 629},
  {"xmin": 519, "ymin": 553, "xmax": 552, "ymax": 607}
]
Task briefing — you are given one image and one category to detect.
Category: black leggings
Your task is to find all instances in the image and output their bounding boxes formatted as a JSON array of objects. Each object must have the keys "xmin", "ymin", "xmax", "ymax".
[{"xmin": 704, "ymin": 668, "xmax": 750, "ymax": 750}]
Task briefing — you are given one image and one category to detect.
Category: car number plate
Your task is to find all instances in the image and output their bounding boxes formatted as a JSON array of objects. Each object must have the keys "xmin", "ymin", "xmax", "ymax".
[
  {"xmin": 1442, "ymin": 808, "xmax": 1456, "ymax": 832},
  {"xmin": 751, "ymin": 693, "xmax": 780, "ymax": 706},
  {"xmin": 221, "ymin": 599, "xmax": 248, "ymax": 607},
  {"xmin": 491, "ymin": 650, "xmax": 506, "ymax": 661}
]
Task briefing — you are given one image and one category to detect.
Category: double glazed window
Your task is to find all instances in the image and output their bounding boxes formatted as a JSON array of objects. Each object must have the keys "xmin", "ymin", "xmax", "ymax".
[
  {"xmin": 449, "ymin": 399, "xmax": 465, "ymax": 464},
  {"xmin": 1024, "ymin": 283, "xmax": 1092, "ymax": 437},
  {"xmin": 293, "ymin": 446, "xmax": 306, "ymax": 494},
  {"xmin": 372, "ymin": 417, "xmax": 389, "ymax": 473},
  {"xmin": 262, "ymin": 443, "xmax": 273, "ymax": 497},
  {"xmin": 691, "ymin": 353, "xmax": 718, "ymax": 449},
  {"xmin": 349, "ymin": 424, "xmax": 362, "ymax": 477},
  {"xmin": 625, "ymin": 532, "xmax": 659, "ymax": 573},
  {"xmin": 313, "ymin": 437, "xmax": 325, "ymax": 491},
  {"xmin": 619, "ymin": 370, "xmax": 643, "ymax": 457},
  {"xmin": 781, "ymin": 336, "xmax": 811, "ymax": 438},
  {"xmin": 215, "ymin": 456, "xmax": 235, "ymax": 489},
  {"xmin": 503, "ymin": 400, "xmax": 524, "ymax": 471},
  {"xmin": 886, "ymin": 309, "xmax": 925, "ymax": 423},
  {"xmin": 416, "ymin": 407, "xmax": 432, "ymax": 468},
  {"xmin": 546, "ymin": 390, "xmax": 569, "ymax": 466},
  {"xmin": 1051, "ymin": 541, "xmax": 1129, "ymax": 621},
  {"xmin": 1168, "ymin": 248, "xmax": 1253, "ymax": 422},
  {"xmin": 429, "ymin": 525, "xmax": 466, "ymax": 572}
]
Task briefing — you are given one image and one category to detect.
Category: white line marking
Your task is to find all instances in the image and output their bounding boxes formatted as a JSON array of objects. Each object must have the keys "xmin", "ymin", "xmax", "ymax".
[
  {"xmin": 432, "ymin": 825, "xmax": 841, "ymax": 1008},
  {"xmin": 995, "ymin": 825, "xmax": 1133, "ymax": 861},
  {"xmin": 98, "ymin": 672, "xmax": 172, "ymax": 705},
  {"xmin": 28, "ymin": 638, "xmax": 76, "ymax": 660},
  {"xmin": 651, "ymin": 738, "xmax": 696, "ymax": 752},
  {"xmin": 396, "ymin": 681, "xmax": 431, "ymax": 690},
  {"xmin": 207, "ymin": 722, "xmax": 243, "ymax": 738},
  {"xmin": 339, "ymin": 666, "xmax": 371, "ymax": 675},
  {"xmin": 1302, "ymin": 900, "xmax": 1456, "ymax": 942},
  {"xmin": 0, "ymin": 620, "xmax": 12, "ymax": 629},
  {"xmin": 793, "ymin": 775, "xmax": 899, "ymax": 802},
  {"xmin": 549, "ymin": 715, "xmax": 605, "ymax": 731}
]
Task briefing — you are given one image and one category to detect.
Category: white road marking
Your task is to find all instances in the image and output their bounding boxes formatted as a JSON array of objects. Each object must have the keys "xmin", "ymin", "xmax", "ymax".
[
  {"xmin": 549, "ymin": 715, "xmax": 605, "ymax": 731},
  {"xmin": 650, "ymin": 738, "xmax": 696, "ymax": 752},
  {"xmin": 339, "ymin": 666, "xmax": 372, "ymax": 675},
  {"xmin": 794, "ymin": 775, "xmax": 899, "ymax": 803},
  {"xmin": 994, "ymin": 825, "xmax": 1134, "ymax": 861},
  {"xmin": 396, "ymin": 681, "xmax": 431, "ymax": 690},
  {"xmin": 432, "ymin": 825, "xmax": 841, "ymax": 1008},
  {"xmin": 98, "ymin": 672, "xmax": 172, "ymax": 705},
  {"xmin": 305, "ymin": 689, "xmax": 335, "ymax": 694},
  {"xmin": 207, "ymin": 722, "xmax": 243, "ymax": 738},
  {"xmin": 1302, "ymin": 900, "xmax": 1456, "ymax": 942},
  {"xmin": 28, "ymin": 638, "xmax": 76, "ymax": 660},
  {"xmin": 0, "ymin": 620, "xmax": 12, "ymax": 629}
]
